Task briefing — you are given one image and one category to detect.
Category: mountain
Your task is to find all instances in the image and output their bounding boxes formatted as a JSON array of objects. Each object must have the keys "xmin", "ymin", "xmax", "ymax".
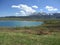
[
  {"xmin": 27, "ymin": 12, "xmax": 60, "ymax": 19},
  {"xmin": 2, "ymin": 12, "xmax": 60, "ymax": 19}
]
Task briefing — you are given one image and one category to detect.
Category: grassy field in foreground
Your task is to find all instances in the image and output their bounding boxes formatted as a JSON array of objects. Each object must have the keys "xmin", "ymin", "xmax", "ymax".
[
  {"xmin": 0, "ymin": 20, "xmax": 60, "ymax": 45},
  {"xmin": 0, "ymin": 32, "xmax": 60, "ymax": 45}
]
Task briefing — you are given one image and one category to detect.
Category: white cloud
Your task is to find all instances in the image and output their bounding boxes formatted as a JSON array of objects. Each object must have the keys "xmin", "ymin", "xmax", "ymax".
[
  {"xmin": 16, "ymin": 13, "xmax": 19, "ymax": 15},
  {"xmin": 19, "ymin": 4, "xmax": 36, "ymax": 14},
  {"xmin": 12, "ymin": 5, "xmax": 20, "ymax": 8},
  {"xmin": 45, "ymin": 6, "xmax": 58, "ymax": 11},
  {"xmin": 20, "ymin": 11, "xmax": 26, "ymax": 16},
  {"xmin": 12, "ymin": 4, "xmax": 36, "ymax": 16},
  {"xmin": 32, "ymin": 5, "xmax": 38, "ymax": 9},
  {"xmin": 15, "ymin": 13, "xmax": 20, "ymax": 16}
]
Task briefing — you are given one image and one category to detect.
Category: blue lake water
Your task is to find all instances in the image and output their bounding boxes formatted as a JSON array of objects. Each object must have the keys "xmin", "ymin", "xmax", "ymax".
[{"xmin": 0, "ymin": 21, "xmax": 43, "ymax": 27}]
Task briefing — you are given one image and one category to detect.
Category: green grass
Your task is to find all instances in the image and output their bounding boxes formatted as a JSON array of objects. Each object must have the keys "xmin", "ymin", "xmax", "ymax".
[
  {"xmin": 0, "ymin": 32, "xmax": 60, "ymax": 45},
  {"xmin": 0, "ymin": 20, "xmax": 60, "ymax": 45}
]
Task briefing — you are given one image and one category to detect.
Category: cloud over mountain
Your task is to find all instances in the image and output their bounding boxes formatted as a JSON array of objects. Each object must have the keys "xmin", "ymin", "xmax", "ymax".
[
  {"xmin": 45, "ymin": 6, "xmax": 58, "ymax": 11},
  {"xmin": 12, "ymin": 4, "xmax": 37, "ymax": 16},
  {"xmin": 32, "ymin": 5, "xmax": 38, "ymax": 9}
]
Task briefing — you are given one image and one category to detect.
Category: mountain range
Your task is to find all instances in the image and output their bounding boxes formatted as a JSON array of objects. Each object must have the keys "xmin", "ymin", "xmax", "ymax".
[{"xmin": 2, "ymin": 12, "xmax": 60, "ymax": 19}]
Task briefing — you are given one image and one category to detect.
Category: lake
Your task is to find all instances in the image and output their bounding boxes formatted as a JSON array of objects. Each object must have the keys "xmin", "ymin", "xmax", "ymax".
[{"xmin": 0, "ymin": 21, "xmax": 43, "ymax": 27}]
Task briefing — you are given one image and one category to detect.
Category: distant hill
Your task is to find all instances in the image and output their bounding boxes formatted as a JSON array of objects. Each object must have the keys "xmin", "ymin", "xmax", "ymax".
[{"xmin": 1, "ymin": 12, "xmax": 60, "ymax": 19}]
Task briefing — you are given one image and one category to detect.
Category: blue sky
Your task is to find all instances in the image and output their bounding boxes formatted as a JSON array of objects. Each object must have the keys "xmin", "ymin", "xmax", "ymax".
[{"xmin": 0, "ymin": 0, "xmax": 60, "ymax": 16}]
